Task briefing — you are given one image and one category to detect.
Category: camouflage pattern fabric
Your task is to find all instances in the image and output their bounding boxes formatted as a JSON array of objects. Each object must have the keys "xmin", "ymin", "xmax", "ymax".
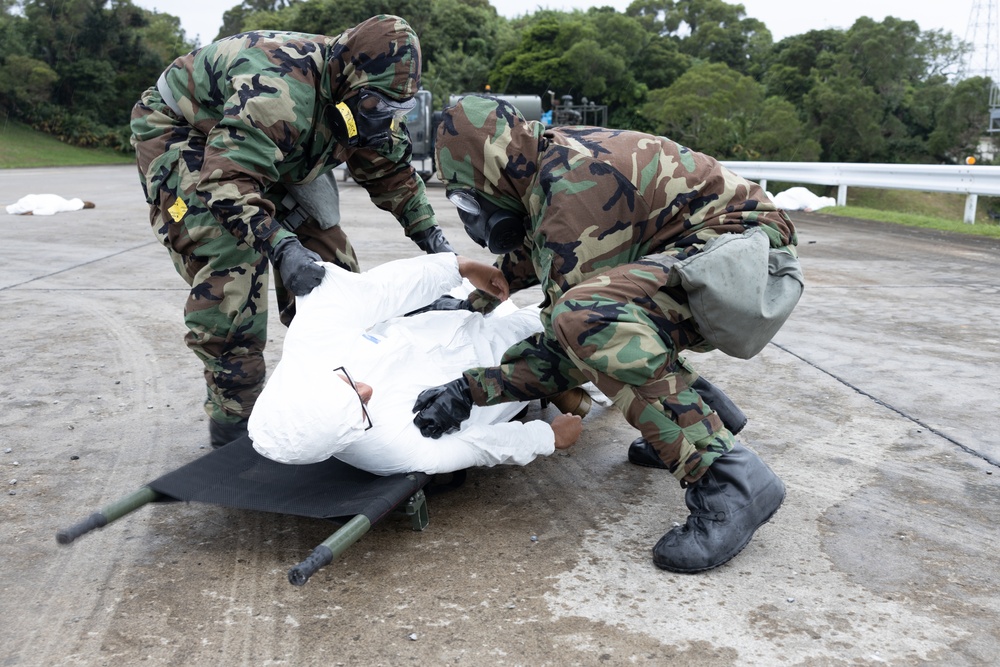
[
  {"xmin": 130, "ymin": 16, "xmax": 433, "ymax": 424},
  {"xmin": 435, "ymin": 95, "xmax": 799, "ymax": 484}
]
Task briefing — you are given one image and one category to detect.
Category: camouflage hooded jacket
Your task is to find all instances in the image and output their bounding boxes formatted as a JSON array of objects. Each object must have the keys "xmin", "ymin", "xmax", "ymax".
[
  {"xmin": 435, "ymin": 95, "xmax": 799, "ymax": 403},
  {"xmin": 136, "ymin": 15, "xmax": 434, "ymax": 255}
]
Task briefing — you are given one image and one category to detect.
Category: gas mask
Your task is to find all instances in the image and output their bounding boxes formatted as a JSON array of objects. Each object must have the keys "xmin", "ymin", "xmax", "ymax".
[
  {"xmin": 447, "ymin": 189, "xmax": 526, "ymax": 254},
  {"xmin": 331, "ymin": 88, "xmax": 416, "ymax": 150}
]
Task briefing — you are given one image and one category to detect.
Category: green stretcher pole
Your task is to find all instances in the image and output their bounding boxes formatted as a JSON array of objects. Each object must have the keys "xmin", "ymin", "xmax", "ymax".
[
  {"xmin": 287, "ymin": 514, "xmax": 371, "ymax": 586},
  {"xmin": 56, "ymin": 486, "xmax": 161, "ymax": 545}
]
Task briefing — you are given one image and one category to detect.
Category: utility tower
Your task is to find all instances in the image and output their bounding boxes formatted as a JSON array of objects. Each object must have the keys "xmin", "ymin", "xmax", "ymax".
[{"xmin": 963, "ymin": 0, "xmax": 1000, "ymax": 131}]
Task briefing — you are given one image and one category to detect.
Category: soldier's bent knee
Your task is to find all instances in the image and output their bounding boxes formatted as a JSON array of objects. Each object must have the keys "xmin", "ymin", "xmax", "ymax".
[{"xmin": 550, "ymin": 301, "xmax": 589, "ymax": 356}]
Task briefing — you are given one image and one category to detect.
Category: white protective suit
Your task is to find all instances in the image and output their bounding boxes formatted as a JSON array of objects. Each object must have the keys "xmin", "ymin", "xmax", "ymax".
[{"xmin": 248, "ymin": 253, "xmax": 556, "ymax": 475}]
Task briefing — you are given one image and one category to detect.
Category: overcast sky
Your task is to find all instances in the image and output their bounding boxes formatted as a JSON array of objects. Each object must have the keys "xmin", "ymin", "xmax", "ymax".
[{"xmin": 134, "ymin": 0, "xmax": 977, "ymax": 58}]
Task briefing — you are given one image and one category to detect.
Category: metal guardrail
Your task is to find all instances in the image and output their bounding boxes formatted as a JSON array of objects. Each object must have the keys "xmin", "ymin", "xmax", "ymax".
[{"xmin": 721, "ymin": 161, "xmax": 1000, "ymax": 223}]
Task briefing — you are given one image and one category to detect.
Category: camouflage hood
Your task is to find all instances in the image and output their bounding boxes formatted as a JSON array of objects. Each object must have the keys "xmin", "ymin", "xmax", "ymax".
[
  {"xmin": 329, "ymin": 15, "xmax": 421, "ymax": 102},
  {"xmin": 435, "ymin": 95, "xmax": 546, "ymax": 212}
]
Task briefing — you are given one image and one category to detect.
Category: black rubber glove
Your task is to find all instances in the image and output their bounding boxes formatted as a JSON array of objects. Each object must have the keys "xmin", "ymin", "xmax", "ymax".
[
  {"xmin": 410, "ymin": 226, "xmax": 455, "ymax": 254},
  {"xmin": 412, "ymin": 377, "xmax": 473, "ymax": 438},
  {"xmin": 405, "ymin": 295, "xmax": 473, "ymax": 317},
  {"xmin": 270, "ymin": 237, "xmax": 325, "ymax": 296}
]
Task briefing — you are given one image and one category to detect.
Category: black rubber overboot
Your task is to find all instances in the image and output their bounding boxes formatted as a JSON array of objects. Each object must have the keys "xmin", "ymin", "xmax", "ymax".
[
  {"xmin": 628, "ymin": 437, "xmax": 668, "ymax": 469},
  {"xmin": 652, "ymin": 443, "xmax": 784, "ymax": 573},
  {"xmin": 209, "ymin": 417, "xmax": 250, "ymax": 449},
  {"xmin": 691, "ymin": 376, "xmax": 747, "ymax": 435}
]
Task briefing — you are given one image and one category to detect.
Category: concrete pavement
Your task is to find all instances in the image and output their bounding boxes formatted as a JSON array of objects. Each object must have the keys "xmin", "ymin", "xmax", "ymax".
[{"xmin": 1, "ymin": 165, "xmax": 998, "ymax": 666}]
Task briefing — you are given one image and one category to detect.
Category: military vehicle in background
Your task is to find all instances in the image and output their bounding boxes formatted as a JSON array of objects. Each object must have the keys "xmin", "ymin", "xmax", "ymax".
[{"xmin": 403, "ymin": 89, "xmax": 608, "ymax": 182}]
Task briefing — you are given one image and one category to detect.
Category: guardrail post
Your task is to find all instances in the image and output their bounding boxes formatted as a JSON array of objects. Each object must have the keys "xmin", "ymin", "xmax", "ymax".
[
  {"xmin": 759, "ymin": 178, "xmax": 767, "ymax": 194},
  {"xmin": 964, "ymin": 194, "xmax": 978, "ymax": 224},
  {"xmin": 836, "ymin": 184, "xmax": 848, "ymax": 207}
]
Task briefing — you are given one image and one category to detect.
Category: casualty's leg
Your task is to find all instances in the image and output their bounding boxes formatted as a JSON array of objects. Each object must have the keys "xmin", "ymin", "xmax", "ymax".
[{"xmin": 550, "ymin": 260, "xmax": 783, "ymax": 573}]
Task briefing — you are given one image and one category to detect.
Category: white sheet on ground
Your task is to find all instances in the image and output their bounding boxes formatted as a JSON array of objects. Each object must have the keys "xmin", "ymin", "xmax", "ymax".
[
  {"xmin": 248, "ymin": 253, "xmax": 555, "ymax": 475},
  {"xmin": 5, "ymin": 194, "xmax": 88, "ymax": 215},
  {"xmin": 770, "ymin": 187, "xmax": 836, "ymax": 212}
]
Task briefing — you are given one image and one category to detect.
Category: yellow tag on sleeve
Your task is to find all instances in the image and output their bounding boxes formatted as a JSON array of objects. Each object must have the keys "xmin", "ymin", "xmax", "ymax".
[{"xmin": 167, "ymin": 198, "xmax": 188, "ymax": 222}]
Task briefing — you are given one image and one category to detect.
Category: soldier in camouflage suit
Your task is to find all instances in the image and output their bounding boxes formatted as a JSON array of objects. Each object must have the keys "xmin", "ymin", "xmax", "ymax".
[
  {"xmin": 130, "ymin": 16, "xmax": 454, "ymax": 448},
  {"xmin": 413, "ymin": 95, "xmax": 801, "ymax": 573}
]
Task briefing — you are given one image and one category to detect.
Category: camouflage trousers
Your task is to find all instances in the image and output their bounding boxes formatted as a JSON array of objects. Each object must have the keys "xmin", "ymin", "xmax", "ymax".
[
  {"xmin": 131, "ymin": 91, "xmax": 360, "ymax": 424},
  {"xmin": 550, "ymin": 256, "xmax": 735, "ymax": 485}
]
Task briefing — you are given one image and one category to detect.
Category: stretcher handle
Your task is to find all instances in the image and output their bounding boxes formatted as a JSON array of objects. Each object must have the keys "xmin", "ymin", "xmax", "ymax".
[
  {"xmin": 56, "ymin": 486, "xmax": 160, "ymax": 545},
  {"xmin": 287, "ymin": 514, "xmax": 371, "ymax": 586}
]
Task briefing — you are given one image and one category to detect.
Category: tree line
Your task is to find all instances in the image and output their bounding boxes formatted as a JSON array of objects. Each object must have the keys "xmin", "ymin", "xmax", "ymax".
[{"xmin": 0, "ymin": 0, "xmax": 992, "ymax": 164}]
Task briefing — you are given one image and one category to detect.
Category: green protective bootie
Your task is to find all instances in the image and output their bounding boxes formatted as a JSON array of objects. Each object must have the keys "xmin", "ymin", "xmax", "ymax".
[
  {"xmin": 209, "ymin": 417, "xmax": 250, "ymax": 449},
  {"xmin": 652, "ymin": 443, "xmax": 784, "ymax": 573}
]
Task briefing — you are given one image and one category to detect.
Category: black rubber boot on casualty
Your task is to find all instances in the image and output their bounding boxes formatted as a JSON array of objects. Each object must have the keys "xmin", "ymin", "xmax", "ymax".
[
  {"xmin": 652, "ymin": 443, "xmax": 785, "ymax": 573},
  {"xmin": 628, "ymin": 437, "xmax": 668, "ymax": 469},
  {"xmin": 209, "ymin": 417, "xmax": 250, "ymax": 449}
]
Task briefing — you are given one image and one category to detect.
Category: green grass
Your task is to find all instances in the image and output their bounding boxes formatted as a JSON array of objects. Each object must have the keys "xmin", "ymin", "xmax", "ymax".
[
  {"xmin": 823, "ymin": 205, "xmax": 1000, "ymax": 239},
  {"xmin": 822, "ymin": 186, "xmax": 1000, "ymax": 239},
  {"xmin": 0, "ymin": 118, "xmax": 133, "ymax": 168},
  {"xmin": 767, "ymin": 182, "xmax": 1000, "ymax": 239}
]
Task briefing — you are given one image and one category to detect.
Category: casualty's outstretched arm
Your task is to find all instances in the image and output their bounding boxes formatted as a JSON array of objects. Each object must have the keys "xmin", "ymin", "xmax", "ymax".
[
  {"xmin": 457, "ymin": 256, "xmax": 509, "ymax": 302},
  {"xmin": 418, "ymin": 413, "xmax": 583, "ymax": 473}
]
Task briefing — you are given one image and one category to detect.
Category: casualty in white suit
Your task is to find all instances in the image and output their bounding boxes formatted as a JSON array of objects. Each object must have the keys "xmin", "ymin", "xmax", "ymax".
[{"xmin": 249, "ymin": 253, "xmax": 564, "ymax": 475}]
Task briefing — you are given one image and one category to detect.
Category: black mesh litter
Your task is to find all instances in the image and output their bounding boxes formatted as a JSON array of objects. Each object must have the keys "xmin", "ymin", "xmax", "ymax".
[{"xmin": 148, "ymin": 436, "xmax": 429, "ymax": 524}]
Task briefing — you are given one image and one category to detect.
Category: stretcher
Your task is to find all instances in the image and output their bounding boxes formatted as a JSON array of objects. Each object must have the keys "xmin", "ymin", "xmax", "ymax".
[
  {"xmin": 56, "ymin": 436, "xmax": 431, "ymax": 586},
  {"xmin": 56, "ymin": 378, "xmax": 745, "ymax": 586}
]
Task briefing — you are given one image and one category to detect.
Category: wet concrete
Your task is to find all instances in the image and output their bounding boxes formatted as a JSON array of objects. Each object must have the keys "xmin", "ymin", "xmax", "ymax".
[{"xmin": 1, "ymin": 166, "xmax": 998, "ymax": 666}]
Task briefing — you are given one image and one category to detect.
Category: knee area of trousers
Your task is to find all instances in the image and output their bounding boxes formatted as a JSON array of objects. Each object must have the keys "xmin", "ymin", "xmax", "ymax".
[{"xmin": 550, "ymin": 304, "xmax": 588, "ymax": 355}]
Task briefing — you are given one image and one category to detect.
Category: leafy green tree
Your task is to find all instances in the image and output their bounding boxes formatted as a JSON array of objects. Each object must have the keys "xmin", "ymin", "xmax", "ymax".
[
  {"xmin": 218, "ymin": 0, "xmax": 296, "ymax": 41},
  {"xmin": 922, "ymin": 28, "xmax": 967, "ymax": 80},
  {"xmin": 803, "ymin": 74, "xmax": 885, "ymax": 162},
  {"xmin": 251, "ymin": 0, "xmax": 433, "ymax": 41},
  {"xmin": 928, "ymin": 76, "xmax": 991, "ymax": 163},
  {"xmin": 743, "ymin": 96, "xmax": 820, "ymax": 161},
  {"xmin": 422, "ymin": 44, "xmax": 494, "ymax": 109},
  {"xmin": 760, "ymin": 29, "xmax": 845, "ymax": 108},
  {"xmin": 841, "ymin": 17, "xmax": 926, "ymax": 113},
  {"xmin": 0, "ymin": 54, "xmax": 59, "ymax": 115},
  {"xmin": 137, "ymin": 11, "xmax": 194, "ymax": 63},
  {"xmin": 417, "ymin": 0, "xmax": 505, "ymax": 64},
  {"xmin": 3, "ymin": 0, "xmax": 190, "ymax": 146},
  {"xmin": 635, "ymin": 35, "xmax": 690, "ymax": 91},
  {"xmin": 626, "ymin": 0, "xmax": 772, "ymax": 75},
  {"xmin": 490, "ymin": 9, "xmax": 647, "ymax": 114},
  {"xmin": 248, "ymin": 0, "xmax": 505, "ymax": 108},
  {"xmin": 639, "ymin": 61, "xmax": 817, "ymax": 160},
  {"xmin": 411, "ymin": 0, "xmax": 510, "ymax": 104}
]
